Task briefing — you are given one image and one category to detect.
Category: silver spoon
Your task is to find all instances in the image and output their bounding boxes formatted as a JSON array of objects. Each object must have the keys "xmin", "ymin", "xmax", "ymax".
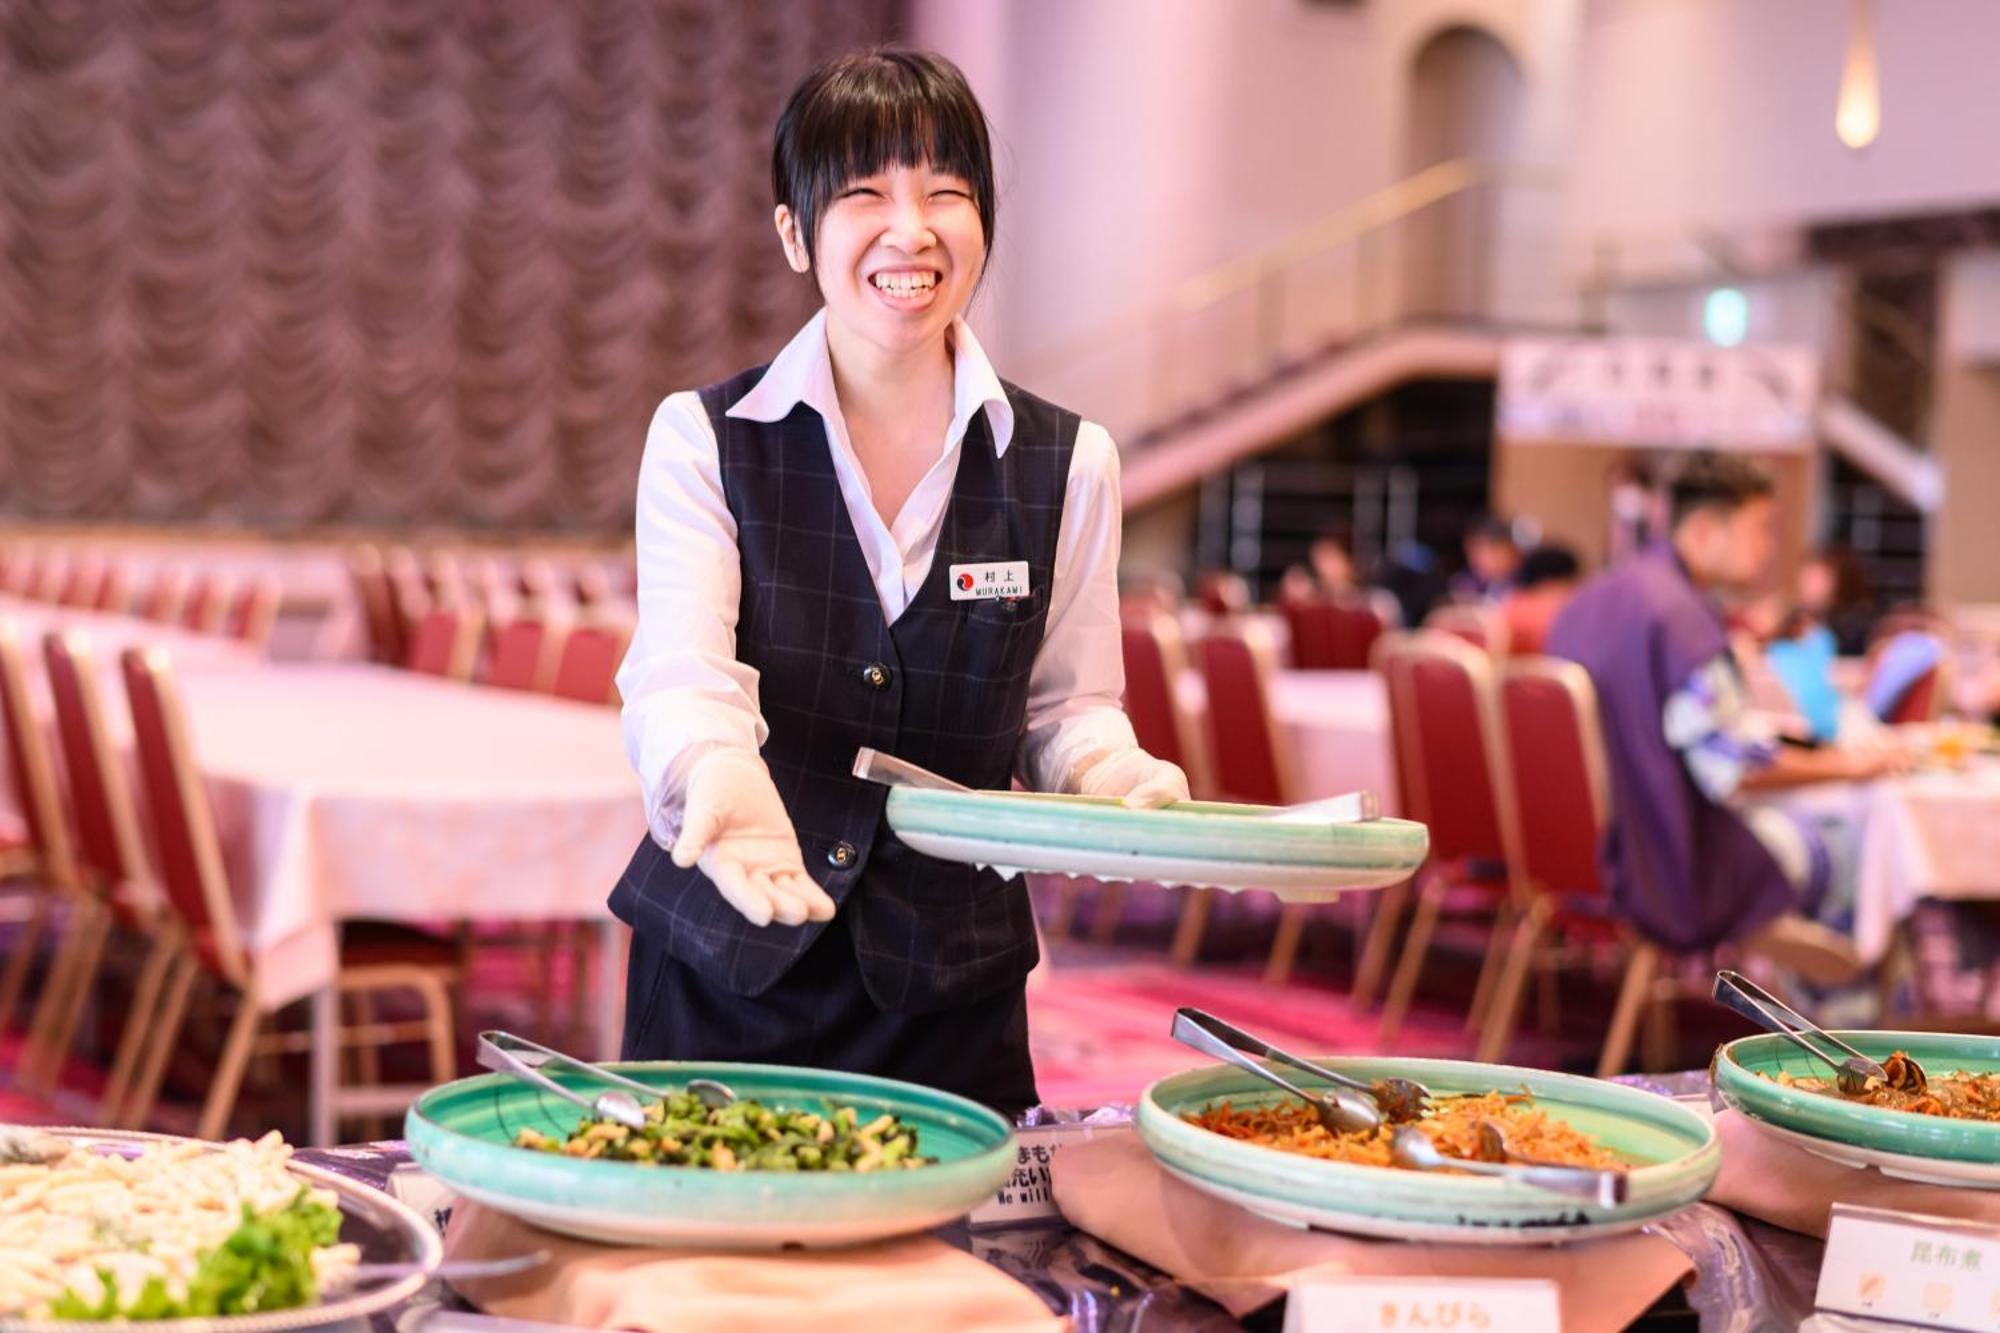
[
  {"xmin": 1710, "ymin": 971, "xmax": 1923, "ymax": 1096},
  {"xmin": 1391, "ymin": 1125, "xmax": 1627, "ymax": 1207},
  {"xmin": 1172, "ymin": 1007, "xmax": 1429, "ymax": 1122},
  {"xmin": 1170, "ymin": 1008, "xmax": 1382, "ymax": 1134},
  {"xmin": 476, "ymin": 1030, "xmax": 735, "ymax": 1131}
]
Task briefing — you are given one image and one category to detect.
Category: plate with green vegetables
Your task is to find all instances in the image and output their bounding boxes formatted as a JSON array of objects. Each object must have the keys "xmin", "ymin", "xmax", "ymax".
[
  {"xmin": 0, "ymin": 1126, "xmax": 438, "ymax": 1332},
  {"xmin": 404, "ymin": 1062, "xmax": 1017, "ymax": 1247}
]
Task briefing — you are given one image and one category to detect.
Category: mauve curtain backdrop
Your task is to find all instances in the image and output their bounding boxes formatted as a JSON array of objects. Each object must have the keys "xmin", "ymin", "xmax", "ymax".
[{"xmin": 0, "ymin": 0, "xmax": 899, "ymax": 532}]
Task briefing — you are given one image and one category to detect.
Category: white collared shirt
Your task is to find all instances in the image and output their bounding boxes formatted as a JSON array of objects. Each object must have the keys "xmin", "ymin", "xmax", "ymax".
[{"xmin": 617, "ymin": 310, "xmax": 1138, "ymax": 841}]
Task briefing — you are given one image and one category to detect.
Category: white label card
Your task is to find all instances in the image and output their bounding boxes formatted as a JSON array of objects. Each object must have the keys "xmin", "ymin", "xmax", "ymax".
[
  {"xmin": 1284, "ymin": 1277, "xmax": 1561, "ymax": 1333},
  {"xmin": 949, "ymin": 560, "xmax": 1030, "ymax": 601},
  {"xmin": 966, "ymin": 1121, "xmax": 1129, "ymax": 1228},
  {"xmin": 1816, "ymin": 1202, "xmax": 2000, "ymax": 1331}
]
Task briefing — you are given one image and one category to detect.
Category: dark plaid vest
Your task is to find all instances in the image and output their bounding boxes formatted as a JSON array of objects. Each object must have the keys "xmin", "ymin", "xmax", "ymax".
[{"xmin": 608, "ymin": 366, "xmax": 1079, "ymax": 1013}]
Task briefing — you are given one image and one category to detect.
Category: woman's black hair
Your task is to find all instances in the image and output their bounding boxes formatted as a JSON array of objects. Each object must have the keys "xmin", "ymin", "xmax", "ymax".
[
  {"xmin": 1669, "ymin": 450, "xmax": 1775, "ymax": 527},
  {"xmin": 772, "ymin": 48, "xmax": 996, "ymax": 266}
]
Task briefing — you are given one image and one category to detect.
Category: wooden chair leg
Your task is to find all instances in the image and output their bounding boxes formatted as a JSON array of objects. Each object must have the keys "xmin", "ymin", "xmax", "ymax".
[
  {"xmin": 0, "ymin": 892, "xmax": 51, "ymax": 1034},
  {"xmin": 196, "ymin": 991, "xmax": 264, "ymax": 1142},
  {"xmin": 1377, "ymin": 880, "xmax": 1448, "ymax": 1045},
  {"xmin": 1263, "ymin": 904, "xmax": 1311, "ymax": 987},
  {"xmin": 411, "ymin": 973, "xmax": 457, "ymax": 1083},
  {"xmin": 100, "ymin": 936, "xmax": 174, "ymax": 1126},
  {"xmin": 1474, "ymin": 901, "xmax": 1549, "ymax": 1064},
  {"xmin": 123, "ymin": 953, "xmax": 199, "ymax": 1130},
  {"xmin": 27, "ymin": 912, "xmax": 111, "ymax": 1092},
  {"xmin": 1169, "ymin": 888, "xmax": 1216, "ymax": 968},
  {"xmin": 23, "ymin": 906, "xmax": 107, "ymax": 1091},
  {"xmin": 1463, "ymin": 903, "xmax": 1517, "ymax": 1034},
  {"xmin": 1087, "ymin": 882, "xmax": 1129, "ymax": 945},
  {"xmin": 1641, "ymin": 983, "xmax": 1677, "ymax": 1073},
  {"xmin": 1535, "ymin": 952, "xmax": 1562, "ymax": 1036},
  {"xmin": 1596, "ymin": 944, "xmax": 1659, "ymax": 1079},
  {"xmin": 1352, "ymin": 878, "xmax": 1410, "ymax": 1009}
]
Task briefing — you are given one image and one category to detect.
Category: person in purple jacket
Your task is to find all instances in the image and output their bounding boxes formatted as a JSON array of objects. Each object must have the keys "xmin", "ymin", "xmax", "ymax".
[{"xmin": 1547, "ymin": 452, "xmax": 1898, "ymax": 981}]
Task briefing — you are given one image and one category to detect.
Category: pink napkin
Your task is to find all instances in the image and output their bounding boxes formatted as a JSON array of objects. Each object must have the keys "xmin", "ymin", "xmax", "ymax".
[
  {"xmin": 443, "ymin": 1201, "xmax": 1068, "ymax": 1333},
  {"xmin": 1050, "ymin": 1132, "xmax": 1692, "ymax": 1333},
  {"xmin": 1710, "ymin": 1108, "xmax": 2000, "ymax": 1237}
]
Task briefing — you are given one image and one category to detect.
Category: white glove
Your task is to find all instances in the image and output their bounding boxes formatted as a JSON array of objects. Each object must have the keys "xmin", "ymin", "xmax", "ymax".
[
  {"xmin": 1075, "ymin": 747, "xmax": 1191, "ymax": 809},
  {"xmin": 671, "ymin": 749, "xmax": 836, "ymax": 928}
]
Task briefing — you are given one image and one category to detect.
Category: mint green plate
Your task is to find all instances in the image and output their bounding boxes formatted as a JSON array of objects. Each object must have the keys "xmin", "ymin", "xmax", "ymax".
[
  {"xmin": 405, "ymin": 1062, "xmax": 1015, "ymax": 1247},
  {"xmin": 1713, "ymin": 1031, "xmax": 2000, "ymax": 1187},
  {"xmin": 885, "ymin": 790, "xmax": 1428, "ymax": 900},
  {"xmin": 1139, "ymin": 1056, "xmax": 1718, "ymax": 1243}
]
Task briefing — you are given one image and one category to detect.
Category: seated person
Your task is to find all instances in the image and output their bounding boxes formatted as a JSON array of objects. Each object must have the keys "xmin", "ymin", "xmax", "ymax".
[
  {"xmin": 1547, "ymin": 453, "xmax": 1899, "ymax": 981},
  {"xmin": 1797, "ymin": 544, "xmax": 1881, "ymax": 657},
  {"xmin": 1309, "ymin": 527, "xmax": 1359, "ymax": 597},
  {"xmin": 1449, "ymin": 514, "xmax": 1522, "ymax": 604},
  {"xmin": 1498, "ymin": 543, "xmax": 1580, "ymax": 656}
]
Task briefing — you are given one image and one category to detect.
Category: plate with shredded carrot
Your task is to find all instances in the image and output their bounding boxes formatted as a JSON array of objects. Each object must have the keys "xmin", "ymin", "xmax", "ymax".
[{"xmin": 1138, "ymin": 1057, "xmax": 1718, "ymax": 1243}]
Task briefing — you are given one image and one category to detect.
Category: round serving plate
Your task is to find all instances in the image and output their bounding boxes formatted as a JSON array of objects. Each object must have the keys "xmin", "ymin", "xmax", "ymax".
[
  {"xmin": 405, "ymin": 1061, "xmax": 1015, "ymax": 1248},
  {"xmin": 1138, "ymin": 1056, "xmax": 1719, "ymax": 1245},
  {"xmin": 1, "ymin": 1127, "xmax": 441, "ymax": 1333},
  {"xmin": 884, "ymin": 789, "xmax": 1429, "ymax": 899},
  {"xmin": 1713, "ymin": 1030, "xmax": 2000, "ymax": 1188}
]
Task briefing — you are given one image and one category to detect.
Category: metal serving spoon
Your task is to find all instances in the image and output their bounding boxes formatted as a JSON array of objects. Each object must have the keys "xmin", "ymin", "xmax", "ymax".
[
  {"xmin": 1169, "ymin": 1008, "xmax": 1382, "ymax": 1133},
  {"xmin": 1710, "ymin": 971, "xmax": 1924, "ymax": 1096},
  {"xmin": 1391, "ymin": 1125, "xmax": 1627, "ymax": 1207},
  {"xmin": 852, "ymin": 748, "xmax": 971, "ymax": 792},
  {"xmin": 476, "ymin": 1030, "xmax": 735, "ymax": 1131},
  {"xmin": 1172, "ymin": 1007, "xmax": 1429, "ymax": 1122}
]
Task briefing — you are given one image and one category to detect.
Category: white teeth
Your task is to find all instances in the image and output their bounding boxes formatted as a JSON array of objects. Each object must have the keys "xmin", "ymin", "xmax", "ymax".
[{"xmin": 871, "ymin": 272, "xmax": 937, "ymax": 296}]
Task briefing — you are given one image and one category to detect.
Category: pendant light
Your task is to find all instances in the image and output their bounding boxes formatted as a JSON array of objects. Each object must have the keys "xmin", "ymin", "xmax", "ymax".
[{"xmin": 1835, "ymin": 0, "xmax": 1881, "ymax": 151}]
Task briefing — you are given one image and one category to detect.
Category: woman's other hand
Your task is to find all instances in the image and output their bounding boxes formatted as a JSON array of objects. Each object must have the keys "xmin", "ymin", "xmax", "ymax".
[
  {"xmin": 1075, "ymin": 748, "xmax": 1191, "ymax": 809},
  {"xmin": 672, "ymin": 749, "xmax": 835, "ymax": 927}
]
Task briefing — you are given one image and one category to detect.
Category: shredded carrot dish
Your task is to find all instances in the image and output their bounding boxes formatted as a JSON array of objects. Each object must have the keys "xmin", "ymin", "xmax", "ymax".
[{"xmin": 1184, "ymin": 1091, "xmax": 1626, "ymax": 1171}]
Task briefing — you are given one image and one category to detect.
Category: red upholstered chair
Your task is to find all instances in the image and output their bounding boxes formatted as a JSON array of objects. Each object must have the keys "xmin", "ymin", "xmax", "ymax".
[
  {"xmin": 549, "ymin": 620, "xmax": 630, "ymax": 706},
  {"xmin": 481, "ymin": 617, "xmax": 563, "ymax": 694},
  {"xmin": 25, "ymin": 631, "xmax": 168, "ymax": 1113},
  {"xmin": 222, "ymin": 576, "xmax": 281, "ymax": 652},
  {"xmin": 1327, "ymin": 600, "xmax": 1387, "ymax": 670},
  {"xmin": 405, "ymin": 606, "xmax": 484, "ymax": 682},
  {"xmin": 92, "ymin": 564, "xmax": 131, "ymax": 616},
  {"xmin": 348, "ymin": 545, "xmax": 405, "ymax": 665},
  {"xmin": 574, "ymin": 564, "xmax": 615, "ymax": 610},
  {"xmin": 60, "ymin": 559, "xmax": 105, "ymax": 609},
  {"xmin": 139, "ymin": 566, "xmax": 191, "ymax": 624},
  {"xmin": 180, "ymin": 572, "xmax": 233, "ymax": 635},
  {"xmin": 1424, "ymin": 603, "xmax": 1508, "ymax": 657},
  {"xmin": 1473, "ymin": 657, "xmax": 1642, "ymax": 1071},
  {"xmin": 1195, "ymin": 571, "xmax": 1250, "ymax": 617},
  {"xmin": 1280, "ymin": 596, "xmax": 1336, "ymax": 670},
  {"xmin": 1183, "ymin": 621, "xmax": 1314, "ymax": 980},
  {"xmin": 1372, "ymin": 631, "xmax": 1519, "ymax": 1041},
  {"xmin": 0, "ymin": 620, "xmax": 84, "ymax": 1058},
  {"xmin": 28, "ymin": 552, "xmax": 69, "ymax": 602},
  {"xmin": 116, "ymin": 647, "xmax": 460, "ymax": 1138}
]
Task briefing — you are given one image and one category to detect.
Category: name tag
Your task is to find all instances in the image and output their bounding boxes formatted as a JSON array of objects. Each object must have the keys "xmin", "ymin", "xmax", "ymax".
[
  {"xmin": 949, "ymin": 560, "xmax": 1030, "ymax": 601},
  {"xmin": 967, "ymin": 1120, "xmax": 1129, "ymax": 1227},
  {"xmin": 1816, "ymin": 1202, "xmax": 2000, "ymax": 1331},
  {"xmin": 1284, "ymin": 1278, "xmax": 1560, "ymax": 1333}
]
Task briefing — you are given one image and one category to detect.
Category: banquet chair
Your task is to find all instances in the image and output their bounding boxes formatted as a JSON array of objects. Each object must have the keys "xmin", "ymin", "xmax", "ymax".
[
  {"xmin": 1472, "ymin": 657, "xmax": 1635, "ymax": 1069},
  {"xmin": 1183, "ymin": 620, "xmax": 1314, "ymax": 981},
  {"xmin": 348, "ymin": 545, "xmax": 406, "ymax": 665},
  {"xmin": 1423, "ymin": 604, "xmax": 1508, "ymax": 658},
  {"xmin": 1327, "ymin": 600, "xmax": 1387, "ymax": 670},
  {"xmin": 1372, "ymin": 631, "xmax": 1519, "ymax": 1043},
  {"xmin": 515, "ymin": 557, "xmax": 563, "ymax": 620},
  {"xmin": 59, "ymin": 559, "xmax": 106, "ymax": 610},
  {"xmin": 0, "ymin": 622, "xmax": 84, "ymax": 1057},
  {"xmin": 222, "ymin": 576, "xmax": 281, "ymax": 652},
  {"xmin": 573, "ymin": 564, "xmax": 615, "ymax": 610},
  {"xmin": 180, "ymin": 572, "xmax": 233, "ymax": 636},
  {"xmin": 92, "ymin": 564, "xmax": 131, "ymax": 616},
  {"xmin": 115, "ymin": 648, "xmax": 460, "ymax": 1140},
  {"xmin": 548, "ymin": 620, "xmax": 630, "ymax": 706},
  {"xmin": 1280, "ymin": 596, "xmax": 1336, "ymax": 670},
  {"xmin": 481, "ymin": 617, "xmax": 564, "ymax": 693},
  {"xmin": 139, "ymin": 566, "xmax": 192, "ymax": 625},
  {"xmin": 1194, "ymin": 571, "xmax": 1250, "ymax": 617},
  {"xmin": 405, "ymin": 606, "xmax": 484, "ymax": 682},
  {"xmin": 1058, "ymin": 615, "xmax": 1213, "ymax": 944},
  {"xmin": 28, "ymin": 553, "xmax": 70, "ymax": 603},
  {"xmin": 22, "ymin": 631, "xmax": 168, "ymax": 1111}
]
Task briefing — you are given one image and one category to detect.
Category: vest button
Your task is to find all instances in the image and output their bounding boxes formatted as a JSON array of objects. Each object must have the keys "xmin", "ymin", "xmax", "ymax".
[
  {"xmin": 827, "ymin": 840, "xmax": 858, "ymax": 869},
  {"xmin": 861, "ymin": 662, "xmax": 892, "ymax": 690}
]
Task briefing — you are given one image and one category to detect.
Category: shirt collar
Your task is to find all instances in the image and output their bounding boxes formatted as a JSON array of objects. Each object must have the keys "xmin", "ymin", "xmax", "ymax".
[{"xmin": 726, "ymin": 309, "xmax": 1015, "ymax": 457}]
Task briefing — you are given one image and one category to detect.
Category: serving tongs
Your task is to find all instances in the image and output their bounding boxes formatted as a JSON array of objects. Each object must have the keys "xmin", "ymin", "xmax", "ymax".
[
  {"xmin": 1172, "ymin": 1007, "xmax": 1428, "ymax": 1124},
  {"xmin": 1711, "ymin": 970, "xmax": 1926, "ymax": 1096},
  {"xmin": 476, "ymin": 1030, "xmax": 736, "ymax": 1131}
]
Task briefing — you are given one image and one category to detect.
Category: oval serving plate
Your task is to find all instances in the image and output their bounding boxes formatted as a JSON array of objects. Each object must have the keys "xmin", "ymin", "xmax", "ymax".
[
  {"xmin": 884, "ymin": 789, "xmax": 1429, "ymax": 900},
  {"xmin": 1713, "ymin": 1030, "xmax": 2000, "ymax": 1187},
  {"xmin": 405, "ymin": 1061, "xmax": 1015, "ymax": 1248},
  {"xmin": 1138, "ymin": 1056, "xmax": 1718, "ymax": 1244},
  {"xmin": 2, "ymin": 1127, "xmax": 440, "ymax": 1333}
]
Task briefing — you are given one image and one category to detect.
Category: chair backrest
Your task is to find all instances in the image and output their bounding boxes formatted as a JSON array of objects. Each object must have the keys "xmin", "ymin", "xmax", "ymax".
[
  {"xmin": 1496, "ymin": 657, "xmax": 1609, "ymax": 901},
  {"xmin": 119, "ymin": 648, "xmax": 247, "ymax": 985},
  {"xmin": 44, "ymin": 630, "xmax": 153, "ymax": 899},
  {"xmin": 482, "ymin": 618, "xmax": 562, "ymax": 693},
  {"xmin": 28, "ymin": 553, "xmax": 69, "ymax": 602},
  {"xmin": 573, "ymin": 564, "xmax": 614, "ymax": 609},
  {"xmin": 1120, "ymin": 613, "xmax": 1213, "ymax": 797},
  {"xmin": 348, "ymin": 545, "xmax": 405, "ymax": 665},
  {"xmin": 222, "ymin": 576, "xmax": 280, "ymax": 651},
  {"xmin": 405, "ymin": 606, "xmax": 484, "ymax": 681},
  {"xmin": 0, "ymin": 620, "xmax": 78, "ymax": 889},
  {"xmin": 1326, "ymin": 601, "xmax": 1386, "ymax": 670},
  {"xmin": 1279, "ymin": 598, "xmax": 1335, "ymax": 670},
  {"xmin": 549, "ymin": 621, "xmax": 630, "ymax": 705},
  {"xmin": 1194, "ymin": 620, "xmax": 1297, "ymax": 805},
  {"xmin": 1375, "ymin": 630, "xmax": 1510, "ymax": 870},
  {"xmin": 60, "ymin": 559, "xmax": 104, "ymax": 609},
  {"xmin": 92, "ymin": 564, "xmax": 130, "ymax": 616},
  {"xmin": 1424, "ymin": 603, "xmax": 1507, "ymax": 657},
  {"xmin": 140, "ymin": 567, "xmax": 191, "ymax": 624},
  {"xmin": 1195, "ymin": 571, "xmax": 1250, "ymax": 617},
  {"xmin": 181, "ymin": 573, "xmax": 233, "ymax": 635}
]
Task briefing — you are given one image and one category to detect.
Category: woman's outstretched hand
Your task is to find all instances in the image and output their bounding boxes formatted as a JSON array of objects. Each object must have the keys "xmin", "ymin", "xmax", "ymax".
[
  {"xmin": 1075, "ymin": 747, "xmax": 1192, "ymax": 809},
  {"xmin": 672, "ymin": 749, "xmax": 837, "ymax": 927}
]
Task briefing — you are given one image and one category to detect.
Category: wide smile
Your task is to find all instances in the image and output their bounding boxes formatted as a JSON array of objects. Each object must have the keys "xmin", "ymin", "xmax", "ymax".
[{"xmin": 867, "ymin": 268, "xmax": 942, "ymax": 311}]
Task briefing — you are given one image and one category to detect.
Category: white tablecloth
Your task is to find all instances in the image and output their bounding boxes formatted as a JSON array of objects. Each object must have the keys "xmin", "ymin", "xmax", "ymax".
[
  {"xmin": 0, "ymin": 595, "xmax": 265, "ymax": 679},
  {"xmin": 1176, "ymin": 668, "xmax": 1397, "ymax": 813}
]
